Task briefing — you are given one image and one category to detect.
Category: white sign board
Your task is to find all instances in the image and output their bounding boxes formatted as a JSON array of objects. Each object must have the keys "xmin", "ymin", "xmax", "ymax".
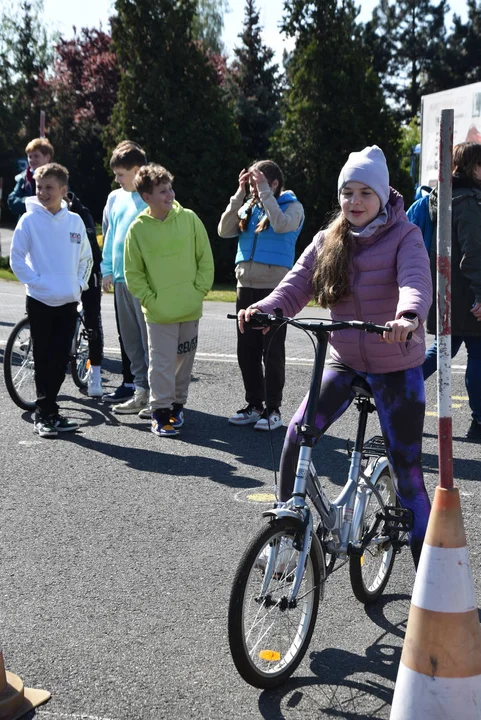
[{"xmin": 420, "ymin": 81, "xmax": 481, "ymax": 187}]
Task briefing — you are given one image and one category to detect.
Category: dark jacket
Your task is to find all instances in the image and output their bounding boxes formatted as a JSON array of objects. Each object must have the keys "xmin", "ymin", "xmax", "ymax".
[
  {"xmin": 67, "ymin": 192, "xmax": 102, "ymax": 275},
  {"xmin": 7, "ymin": 170, "xmax": 35, "ymax": 217},
  {"xmin": 427, "ymin": 175, "xmax": 481, "ymax": 336}
]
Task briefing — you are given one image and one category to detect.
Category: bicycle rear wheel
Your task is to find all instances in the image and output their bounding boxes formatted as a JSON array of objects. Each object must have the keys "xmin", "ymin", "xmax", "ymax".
[
  {"xmin": 70, "ymin": 319, "xmax": 90, "ymax": 389},
  {"xmin": 228, "ymin": 517, "xmax": 324, "ymax": 689},
  {"xmin": 349, "ymin": 468, "xmax": 397, "ymax": 604},
  {"xmin": 4, "ymin": 317, "xmax": 36, "ymax": 411}
]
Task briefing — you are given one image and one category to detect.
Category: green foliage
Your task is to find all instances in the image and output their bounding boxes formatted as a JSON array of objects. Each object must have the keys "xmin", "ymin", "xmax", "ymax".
[
  {"xmin": 110, "ymin": 0, "xmax": 246, "ymax": 281},
  {"xmin": 271, "ymin": 0, "xmax": 407, "ymax": 249},
  {"xmin": 224, "ymin": 0, "xmax": 281, "ymax": 162},
  {"xmin": 193, "ymin": 0, "xmax": 228, "ymax": 52},
  {"xmin": 364, "ymin": 0, "xmax": 449, "ymax": 121}
]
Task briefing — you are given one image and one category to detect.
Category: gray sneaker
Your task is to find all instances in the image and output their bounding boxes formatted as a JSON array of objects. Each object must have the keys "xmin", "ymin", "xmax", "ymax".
[
  {"xmin": 113, "ymin": 387, "xmax": 149, "ymax": 414},
  {"xmin": 228, "ymin": 404, "xmax": 264, "ymax": 426}
]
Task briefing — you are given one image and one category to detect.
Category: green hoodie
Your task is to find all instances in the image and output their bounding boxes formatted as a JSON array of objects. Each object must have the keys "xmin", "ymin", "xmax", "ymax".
[{"xmin": 124, "ymin": 201, "xmax": 214, "ymax": 324}]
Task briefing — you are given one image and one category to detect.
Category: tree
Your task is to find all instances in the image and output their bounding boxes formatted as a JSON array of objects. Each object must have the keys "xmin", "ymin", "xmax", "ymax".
[
  {"xmin": 193, "ymin": 0, "xmax": 228, "ymax": 53},
  {"xmin": 39, "ymin": 28, "xmax": 120, "ymax": 219},
  {"xmin": 271, "ymin": 0, "xmax": 408, "ymax": 246},
  {"xmin": 110, "ymin": 0, "xmax": 246, "ymax": 280},
  {"xmin": 364, "ymin": 0, "xmax": 448, "ymax": 121},
  {"xmin": 426, "ymin": 0, "xmax": 481, "ymax": 91},
  {"xmin": 224, "ymin": 0, "xmax": 281, "ymax": 162}
]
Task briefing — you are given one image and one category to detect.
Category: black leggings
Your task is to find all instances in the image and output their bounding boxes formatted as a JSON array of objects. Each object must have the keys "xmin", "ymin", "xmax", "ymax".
[{"xmin": 81, "ymin": 271, "xmax": 104, "ymax": 366}]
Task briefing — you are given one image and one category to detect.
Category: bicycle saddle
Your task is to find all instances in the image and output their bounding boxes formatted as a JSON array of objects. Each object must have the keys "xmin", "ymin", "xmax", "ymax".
[{"xmin": 352, "ymin": 377, "xmax": 373, "ymax": 398}]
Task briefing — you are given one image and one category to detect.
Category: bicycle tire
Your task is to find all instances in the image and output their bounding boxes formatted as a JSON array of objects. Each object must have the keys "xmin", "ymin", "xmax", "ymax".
[
  {"xmin": 228, "ymin": 517, "xmax": 323, "ymax": 689},
  {"xmin": 70, "ymin": 319, "xmax": 90, "ymax": 389},
  {"xmin": 3, "ymin": 317, "xmax": 36, "ymax": 411},
  {"xmin": 349, "ymin": 468, "xmax": 397, "ymax": 605}
]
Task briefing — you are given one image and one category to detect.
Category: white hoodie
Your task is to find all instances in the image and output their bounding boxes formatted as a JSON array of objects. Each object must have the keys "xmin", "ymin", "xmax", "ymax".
[{"xmin": 10, "ymin": 196, "xmax": 93, "ymax": 307}]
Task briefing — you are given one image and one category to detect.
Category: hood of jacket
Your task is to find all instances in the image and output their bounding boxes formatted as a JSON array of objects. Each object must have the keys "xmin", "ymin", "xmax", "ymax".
[{"xmin": 136, "ymin": 199, "xmax": 183, "ymax": 224}]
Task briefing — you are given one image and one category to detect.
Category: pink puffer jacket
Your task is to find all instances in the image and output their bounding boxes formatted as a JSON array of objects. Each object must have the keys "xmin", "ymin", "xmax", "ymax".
[{"xmin": 254, "ymin": 189, "xmax": 432, "ymax": 374}]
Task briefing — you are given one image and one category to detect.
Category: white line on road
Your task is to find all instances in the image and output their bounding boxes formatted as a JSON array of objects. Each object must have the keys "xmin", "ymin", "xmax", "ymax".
[{"xmin": 38, "ymin": 712, "xmax": 119, "ymax": 720}]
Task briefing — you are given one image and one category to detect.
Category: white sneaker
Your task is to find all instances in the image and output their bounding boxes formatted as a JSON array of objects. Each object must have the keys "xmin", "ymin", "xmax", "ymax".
[
  {"xmin": 254, "ymin": 409, "xmax": 283, "ymax": 431},
  {"xmin": 138, "ymin": 406, "xmax": 152, "ymax": 419},
  {"xmin": 113, "ymin": 387, "xmax": 149, "ymax": 414},
  {"xmin": 255, "ymin": 538, "xmax": 296, "ymax": 575},
  {"xmin": 87, "ymin": 372, "xmax": 103, "ymax": 398},
  {"xmin": 229, "ymin": 404, "xmax": 263, "ymax": 426}
]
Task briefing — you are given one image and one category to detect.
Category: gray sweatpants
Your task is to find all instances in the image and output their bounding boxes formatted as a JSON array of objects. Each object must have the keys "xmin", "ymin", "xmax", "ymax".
[
  {"xmin": 114, "ymin": 281, "xmax": 149, "ymax": 390},
  {"xmin": 146, "ymin": 320, "xmax": 198, "ymax": 410}
]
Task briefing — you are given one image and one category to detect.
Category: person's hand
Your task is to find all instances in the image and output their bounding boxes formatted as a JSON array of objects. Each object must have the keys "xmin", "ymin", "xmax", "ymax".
[
  {"xmin": 238, "ymin": 306, "xmax": 269, "ymax": 334},
  {"xmin": 102, "ymin": 274, "xmax": 113, "ymax": 292},
  {"xmin": 238, "ymin": 168, "xmax": 251, "ymax": 196},
  {"xmin": 382, "ymin": 316, "xmax": 419, "ymax": 343},
  {"xmin": 470, "ymin": 302, "xmax": 481, "ymax": 320},
  {"xmin": 249, "ymin": 167, "xmax": 270, "ymax": 194}
]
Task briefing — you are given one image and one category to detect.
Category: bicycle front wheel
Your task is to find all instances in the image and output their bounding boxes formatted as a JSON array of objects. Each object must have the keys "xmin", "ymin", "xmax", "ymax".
[
  {"xmin": 4, "ymin": 317, "xmax": 36, "ymax": 411},
  {"xmin": 228, "ymin": 517, "xmax": 323, "ymax": 689},
  {"xmin": 70, "ymin": 320, "xmax": 90, "ymax": 389},
  {"xmin": 349, "ymin": 468, "xmax": 397, "ymax": 604}
]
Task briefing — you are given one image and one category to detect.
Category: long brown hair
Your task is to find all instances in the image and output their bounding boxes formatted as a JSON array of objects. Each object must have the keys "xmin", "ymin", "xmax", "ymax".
[
  {"xmin": 312, "ymin": 211, "xmax": 353, "ymax": 308},
  {"xmin": 238, "ymin": 160, "xmax": 284, "ymax": 233}
]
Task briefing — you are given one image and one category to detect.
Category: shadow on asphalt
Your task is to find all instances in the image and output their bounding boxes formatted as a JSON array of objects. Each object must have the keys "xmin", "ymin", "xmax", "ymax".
[{"xmin": 257, "ymin": 593, "xmax": 410, "ymax": 720}]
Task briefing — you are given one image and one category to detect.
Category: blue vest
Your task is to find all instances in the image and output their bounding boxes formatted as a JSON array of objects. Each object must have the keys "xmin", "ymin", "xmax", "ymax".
[{"xmin": 235, "ymin": 191, "xmax": 303, "ymax": 269}]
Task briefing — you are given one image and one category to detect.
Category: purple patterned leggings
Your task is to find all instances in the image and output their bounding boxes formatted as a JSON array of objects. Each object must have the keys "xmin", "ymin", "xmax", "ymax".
[{"xmin": 279, "ymin": 361, "xmax": 431, "ymax": 565}]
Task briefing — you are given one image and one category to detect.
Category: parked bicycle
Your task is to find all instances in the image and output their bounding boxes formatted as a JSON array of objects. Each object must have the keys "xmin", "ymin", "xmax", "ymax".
[
  {"xmin": 227, "ymin": 312, "xmax": 413, "ymax": 689},
  {"xmin": 3, "ymin": 304, "xmax": 90, "ymax": 411}
]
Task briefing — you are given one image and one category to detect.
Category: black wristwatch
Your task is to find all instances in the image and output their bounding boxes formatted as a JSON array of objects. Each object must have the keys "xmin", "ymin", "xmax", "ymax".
[{"xmin": 401, "ymin": 312, "xmax": 417, "ymax": 321}]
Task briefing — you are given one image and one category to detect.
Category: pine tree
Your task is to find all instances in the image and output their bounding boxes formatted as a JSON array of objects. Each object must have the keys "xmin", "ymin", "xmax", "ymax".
[
  {"xmin": 271, "ymin": 0, "xmax": 407, "ymax": 245},
  {"xmin": 110, "ymin": 0, "xmax": 246, "ymax": 279},
  {"xmin": 365, "ymin": 0, "xmax": 448, "ymax": 120},
  {"xmin": 224, "ymin": 0, "xmax": 281, "ymax": 162},
  {"xmin": 427, "ymin": 0, "xmax": 481, "ymax": 91}
]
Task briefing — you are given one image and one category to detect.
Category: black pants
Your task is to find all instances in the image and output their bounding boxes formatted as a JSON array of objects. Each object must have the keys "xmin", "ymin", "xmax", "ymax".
[
  {"xmin": 27, "ymin": 296, "xmax": 78, "ymax": 418},
  {"xmin": 81, "ymin": 271, "xmax": 104, "ymax": 366},
  {"xmin": 114, "ymin": 286, "xmax": 134, "ymax": 385},
  {"xmin": 236, "ymin": 287, "xmax": 287, "ymax": 409}
]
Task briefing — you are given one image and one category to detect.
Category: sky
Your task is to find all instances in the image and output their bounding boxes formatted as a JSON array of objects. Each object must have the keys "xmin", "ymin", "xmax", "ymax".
[{"xmin": 42, "ymin": 0, "xmax": 470, "ymax": 65}]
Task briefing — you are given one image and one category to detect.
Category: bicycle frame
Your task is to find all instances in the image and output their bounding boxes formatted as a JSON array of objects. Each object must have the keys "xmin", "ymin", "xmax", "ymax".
[{"xmin": 262, "ymin": 322, "xmax": 392, "ymax": 590}]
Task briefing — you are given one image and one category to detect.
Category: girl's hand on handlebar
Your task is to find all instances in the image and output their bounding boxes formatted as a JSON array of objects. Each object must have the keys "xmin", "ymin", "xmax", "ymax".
[
  {"xmin": 382, "ymin": 316, "xmax": 419, "ymax": 343},
  {"xmin": 238, "ymin": 307, "xmax": 269, "ymax": 334}
]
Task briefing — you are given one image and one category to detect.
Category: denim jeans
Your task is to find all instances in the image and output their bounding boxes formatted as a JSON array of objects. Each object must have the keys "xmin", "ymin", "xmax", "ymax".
[{"xmin": 423, "ymin": 336, "xmax": 481, "ymax": 422}]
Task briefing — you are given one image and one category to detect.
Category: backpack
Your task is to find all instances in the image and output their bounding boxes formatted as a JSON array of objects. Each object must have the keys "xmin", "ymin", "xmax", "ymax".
[{"xmin": 406, "ymin": 187, "xmax": 433, "ymax": 254}]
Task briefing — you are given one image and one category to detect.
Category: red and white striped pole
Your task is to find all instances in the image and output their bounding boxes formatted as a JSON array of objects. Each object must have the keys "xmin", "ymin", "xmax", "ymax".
[
  {"xmin": 436, "ymin": 108, "xmax": 453, "ymax": 489},
  {"xmin": 391, "ymin": 108, "xmax": 481, "ymax": 718}
]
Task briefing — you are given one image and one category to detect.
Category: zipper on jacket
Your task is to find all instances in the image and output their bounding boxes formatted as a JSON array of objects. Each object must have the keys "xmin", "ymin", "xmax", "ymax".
[
  {"xmin": 249, "ymin": 232, "xmax": 259, "ymax": 261},
  {"xmin": 352, "ymin": 253, "xmax": 370, "ymax": 372}
]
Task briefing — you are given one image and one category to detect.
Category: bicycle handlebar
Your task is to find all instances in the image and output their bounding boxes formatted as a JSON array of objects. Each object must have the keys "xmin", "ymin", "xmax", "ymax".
[{"xmin": 228, "ymin": 312, "xmax": 395, "ymax": 336}]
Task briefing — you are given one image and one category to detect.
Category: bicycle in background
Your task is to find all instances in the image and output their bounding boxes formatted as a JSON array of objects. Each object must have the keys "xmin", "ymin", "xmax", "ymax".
[
  {"xmin": 3, "ymin": 304, "xmax": 90, "ymax": 411},
  {"xmin": 227, "ymin": 312, "xmax": 413, "ymax": 688}
]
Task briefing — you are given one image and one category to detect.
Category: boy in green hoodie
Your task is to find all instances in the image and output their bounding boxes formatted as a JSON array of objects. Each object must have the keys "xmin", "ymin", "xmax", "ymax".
[{"xmin": 124, "ymin": 163, "xmax": 214, "ymax": 437}]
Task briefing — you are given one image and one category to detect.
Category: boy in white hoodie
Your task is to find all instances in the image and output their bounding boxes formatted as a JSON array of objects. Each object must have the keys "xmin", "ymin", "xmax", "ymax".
[{"xmin": 10, "ymin": 163, "xmax": 93, "ymax": 438}]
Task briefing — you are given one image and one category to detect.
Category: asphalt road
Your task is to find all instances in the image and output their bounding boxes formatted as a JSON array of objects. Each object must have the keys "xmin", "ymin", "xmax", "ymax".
[{"xmin": 0, "ymin": 279, "xmax": 479, "ymax": 720}]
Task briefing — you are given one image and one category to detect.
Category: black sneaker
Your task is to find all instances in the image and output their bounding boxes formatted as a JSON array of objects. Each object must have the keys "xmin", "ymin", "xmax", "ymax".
[
  {"xmin": 466, "ymin": 419, "xmax": 481, "ymax": 441},
  {"xmin": 228, "ymin": 404, "xmax": 264, "ymax": 426},
  {"xmin": 52, "ymin": 414, "xmax": 79, "ymax": 432},
  {"xmin": 102, "ymin": 383, "xmax": 135, "ymax": 403},
  {"xmin": 34, "ymin": 416, "xmax": 58, "ymax": 438}
]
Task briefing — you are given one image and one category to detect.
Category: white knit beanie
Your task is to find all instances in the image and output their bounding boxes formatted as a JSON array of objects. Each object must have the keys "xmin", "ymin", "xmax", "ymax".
[{"xmin": 338, "ymin": 145, "xmax": 390, "ymax": 208}]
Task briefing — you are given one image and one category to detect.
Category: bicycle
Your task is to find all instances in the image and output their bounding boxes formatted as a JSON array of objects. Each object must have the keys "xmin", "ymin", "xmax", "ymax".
[
  {"xmin": 3, "ymin": 304, "xmax": 90, "ymax": 411},
  {"xmin": 227, "ymin": 312, "xmax": 413, "ymax": 689}
]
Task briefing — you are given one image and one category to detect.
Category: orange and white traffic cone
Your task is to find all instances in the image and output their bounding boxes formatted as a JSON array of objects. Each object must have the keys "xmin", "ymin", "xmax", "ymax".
[
  {"xmin": 390, "ymin": 486, "xmax": 481, "ymax": 719},
  {"xmin": 0, "ymin": 648, "xmax": 50, "ymax": 719}
]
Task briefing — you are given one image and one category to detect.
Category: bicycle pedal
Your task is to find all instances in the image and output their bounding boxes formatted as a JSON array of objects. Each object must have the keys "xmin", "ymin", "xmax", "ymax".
[{"xmin": 384, "ymin": 506, "xmax": 413, "ymax": 533}]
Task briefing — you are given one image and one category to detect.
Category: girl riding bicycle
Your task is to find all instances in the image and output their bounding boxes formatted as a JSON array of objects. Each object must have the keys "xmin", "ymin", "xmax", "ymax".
[{"xmin": 239, "ymin": 145, "xmax": 432, "ymax": 567}]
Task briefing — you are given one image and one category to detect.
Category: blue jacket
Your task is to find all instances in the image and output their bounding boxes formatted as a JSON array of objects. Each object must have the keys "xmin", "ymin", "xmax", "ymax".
[
  {"xmin": 407, "ymin": 187, "xmax": 433, "ymax": 253},
  {"xmin": 8, "ymin": 170, "xmax": 34, "ymax": 218},
  {"xmin": 235, "ymin": 191, "xmax": 303, "ymax": 269}
]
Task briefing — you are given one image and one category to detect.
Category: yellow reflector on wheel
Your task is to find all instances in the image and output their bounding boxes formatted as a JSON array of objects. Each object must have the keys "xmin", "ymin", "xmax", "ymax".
[
  {"xmin": 360, "ymin": 555, "xmax": 365, "ymax": 566},
  {"xmin": 259, "ymin": 650, "xmax": 281, "ymax": 662},
  {"xmin": 86, "ymin": 360, "xmax": 91, "ymax": 369}
]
